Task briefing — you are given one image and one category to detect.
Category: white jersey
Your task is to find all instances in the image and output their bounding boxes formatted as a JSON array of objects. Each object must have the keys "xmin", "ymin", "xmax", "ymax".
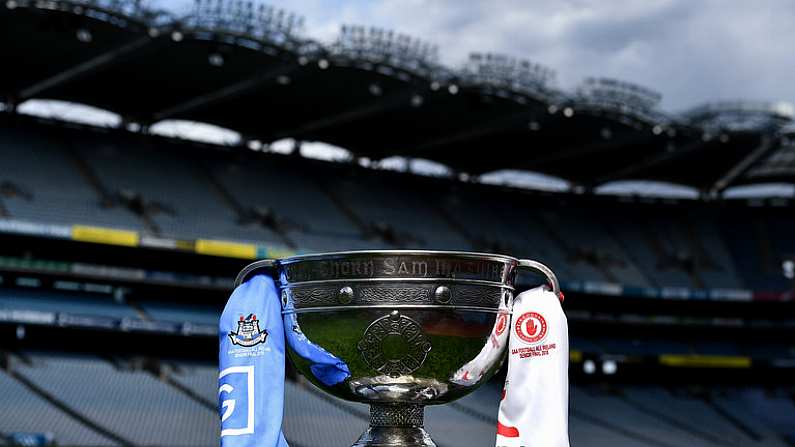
[
  {"xmin": 452, "ymin": 296, "xmax": 511, "ymax": 386},
  {"xmin": 496, "ymin": 286, "xmax": 569, "ymax": 447}
]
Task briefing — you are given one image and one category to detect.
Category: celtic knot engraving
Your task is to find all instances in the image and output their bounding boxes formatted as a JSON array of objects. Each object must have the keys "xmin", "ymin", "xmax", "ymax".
[
  {"xmin": 370, "ymin": 404, "xmax": 425, "ymax": 427},
  {"xmin": 289, "ymin": 287, "xmax": 338, "ymax": 307},
  {"xmin": 359, "ymin": 286, "xmax": 431, "ymax": 303},
  {"xmin": 452, "ymin": 285, "xmax": 501, "ymax": 307},
  {"xmin": 358, "ymin": 311, "xmax": 432, "ymax": 378},
  {"xmin": 287, "ymin": 284, "xmax": 505, "ymax": 310}
]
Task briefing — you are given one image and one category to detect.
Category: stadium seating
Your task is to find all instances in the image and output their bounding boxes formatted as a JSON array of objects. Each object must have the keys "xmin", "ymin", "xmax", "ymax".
[
  {"xmin": 535, "ymin": 206, "xmax": 653, "ymax": 286},
  {"xmin": 1, "ymin": 119, "xmax": 793, "ymax": 292},
  {"xmin": 712, "ymin": 388, "xmax": 795, "ymax": 446},
  {"xmin": 0, "ymin": 125, "xmax": 145, "ymax": 231},
  {"xmin": 0, "ymin": 287, "xmax": 139, "ymax": 319},
  {"xmin": 0, "ymin": 365, "xmax": 115, "ymax": 446},
  {"xmin": 1, "ymin": 353, "xmax": 792, "ymax": 446},
  {"xmin": 330, "ymin": 174, "xmax": 471, "ymax": 250},
  {"xmin": 436, "ymin": 188, "xmax": 581, "ymax": 281},
  {"xmin": 208, "ymin": 155, "xmax": 375, "ymax": 251},
  {"xmin": 570, "ymin": 385, "xmax": 782, "ymax": 447},
  {"xmin": 721, "ymin": 216, "xmax": 789, "ymax": 291},
  {"xmin": 74, "ymin": 133, "xmax": 275, "ymax": 243},
  {"xmin": 12, "ymin": 354, "xmax": 218, "ymax": 446},
  {"xmin": 8, "ymin": 283, "xmax": 790, "ymax": 359},
  {"xmin": 137, "ymin": 301, "xmax": 220, "ymax": 326}
]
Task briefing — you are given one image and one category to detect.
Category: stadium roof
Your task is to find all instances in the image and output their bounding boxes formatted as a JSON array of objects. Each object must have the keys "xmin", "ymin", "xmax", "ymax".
[{"xmin": 2, "ymin": 0, "xmax": 794, "ymax": 193}]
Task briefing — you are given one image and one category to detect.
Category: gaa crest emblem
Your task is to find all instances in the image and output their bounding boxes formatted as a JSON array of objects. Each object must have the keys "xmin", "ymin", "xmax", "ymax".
[
  {"xmin": 514, "ymin": 312, "xmax": 547, "ymax": 345},
  {"xmin": 495, "ymin": 313, "xmax": 508, "ymax": 336},
  {"xmin": 229, "ymin": 314, "xmax": 268, "ymax": 347}
]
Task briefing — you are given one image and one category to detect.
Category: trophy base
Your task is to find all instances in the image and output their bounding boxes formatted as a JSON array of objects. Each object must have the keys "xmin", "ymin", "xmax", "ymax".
[{"xmin": 351, "ymin": 404, "xmax": 436, "ymax": 447}]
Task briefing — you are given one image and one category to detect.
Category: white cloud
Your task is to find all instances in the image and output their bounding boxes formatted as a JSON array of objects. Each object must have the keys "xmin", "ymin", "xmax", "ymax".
[{"xmin": 158, "ymin": 0, "xmax": 795, "ymax": 111}]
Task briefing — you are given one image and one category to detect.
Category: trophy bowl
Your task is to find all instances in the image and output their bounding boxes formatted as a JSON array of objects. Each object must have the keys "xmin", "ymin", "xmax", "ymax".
[{"xmin": 235, "ymin": 250, "xmax": 559, "ymax": 447}]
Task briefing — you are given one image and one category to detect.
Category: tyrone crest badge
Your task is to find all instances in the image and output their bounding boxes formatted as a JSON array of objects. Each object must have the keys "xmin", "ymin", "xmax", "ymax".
[
  {"xmin": 229, "ymin": 314, "xmax": 268, "ymax": 347},
  {"xmin": 514, "ymin": 311, "xmax": 547, "ymax": 345}
]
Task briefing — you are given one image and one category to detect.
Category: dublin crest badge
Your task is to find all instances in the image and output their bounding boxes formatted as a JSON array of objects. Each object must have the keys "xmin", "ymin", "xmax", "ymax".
[{"xmin": 229, "ymin": 314, "xmax": 268, "ymax": 347}]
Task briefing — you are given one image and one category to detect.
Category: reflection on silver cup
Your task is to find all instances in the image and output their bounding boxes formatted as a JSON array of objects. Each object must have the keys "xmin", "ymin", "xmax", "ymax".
[{"xmin": 235, "ymin": 250, "xmax": 559, "ymax": 447}]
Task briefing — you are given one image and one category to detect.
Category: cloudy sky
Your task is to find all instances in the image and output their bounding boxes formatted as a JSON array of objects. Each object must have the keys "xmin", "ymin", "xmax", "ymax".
[{"xmin": 155, "ymin": 0, "xmax": 795, "ymax": 112}]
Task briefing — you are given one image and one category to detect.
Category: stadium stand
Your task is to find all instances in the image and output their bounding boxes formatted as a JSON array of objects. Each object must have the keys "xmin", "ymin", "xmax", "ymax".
[
  {"xmin": 4, "ymin": 280, "xmax": 794, "ymax": 361},
  {"xmin": 74, "ymin": 132, "xmax": 272, "ymax": 243},
  {"xmin": 11, "ymin": 354, "xmax": 218, "ymax": 446},
  {"xmin": 0, "ymin": 124, "xmax": 144, "ymax": 231},
  {"xmin": 1, "ymin": 0, "xmax": 794, "ymax": 445},
  {"xmin": 571, "ymin": 385, "xmax": 794, "ymax": 447},
  {"xmin": 208, "ymin": 154, "xmax": 373, "ymax": 251},
  {"xmin": 1, "ymin": 354, "xmax": 793, "ymax": 447},
  {"xmin": 137, "ymin": 301, "xmax": 220, "ymax": 326},
  {"xmin": 5, "ymin": 117, "xmax": 792, "ymax": 292},
  {"xmin": 0, "ymin": 287, "xmax": 138, "ymax": 320},
  {"xmin": 0, "ymin": 363, "xmax": 116, "ymax": 446}
]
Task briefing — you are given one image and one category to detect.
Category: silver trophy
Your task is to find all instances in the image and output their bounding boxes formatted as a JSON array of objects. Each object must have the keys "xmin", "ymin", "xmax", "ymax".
[{"xmin": 235, "ymin": 250, "xmax": 559, "ymax": 447}]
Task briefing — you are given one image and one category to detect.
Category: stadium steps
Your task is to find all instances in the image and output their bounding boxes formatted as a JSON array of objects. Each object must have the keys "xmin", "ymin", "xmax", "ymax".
[
  {"xmin": 618, "ymin": 387, "xmax": 741, "ymax": 446},
  {"xmin": 135, "ymin": 300, "xmax": 219, "ymax": 326},
  {"xmin": 165, "ymin": 362, "xmax": 501, "ymax": 447},
  {"xmin": 670, "ymin": 219, "xmax": 707, "ymax": 289},
  {"xmin": 527, "ymin": 212, "xmax": 575, "ymax": 259},
  {"xmin": 140, "ymin": 361, "xmax": 217, "ymax": 415},
  {"xmin": 570, "ymin": 408, "xmax": 678, "ymax": 447},
  {"xmin": 709, "ymin": 391, "xmax": 792, "ymax": 447},
  {"xmin": 4, "ymin": 357, "xmax": 132, "ymax": 446},
  {"xmin": 643, "ymin": 220, "xmax": 697, "ymax": 288},
  {"xmin": 0, "ymin": 287, "xmax": 140, "ymax": 319},
  {"xmin": 198, "ymin": 163, "xmax": 297, "ymax": 250},
  {"xmin": 328, "ymin": 175, "xmax": 471, "ymax": 250},
  {"xmin": 61, "ymin": 141, "xmax": 112, "ymax": 205},
  {"xmin": 0, "ymin": 125, "xmax": 145, "ymax": 230},
  {"xmin": 703, "ymin": 394, "xmax": 766, "ymax": 443},
  {"xmin": 73, "ymin": 134, "xmax": 261, "ymax": 243},
  {"xmin": 689, "ymin": 267, "xmax": 707, "ymax": 290},
  {"xmin": 721, "ymin": 218, "xmax": 784, "ymax": 290},
  {"xmin": 538, "ymin": 207, "xmax": 655, "ymax": 286},
  {"xmin": 572, "ymin": 385, "xmax": 722, "ymax": 446},
  {"xmin": 162, "ymin": 363, "xmax": 318, "ymax": 447},
  {"xmin": 755, "ymin": 219, "xmax": 776, "ymax": 275},
  {"xmin": 419, "ymin": 190, "xmax": 481, "ymax": 249},
  {"xmin": 602, "ymin": 223, "xmax": 657, "ymax": 288},
  {"xmin": 603, "ymin": 222, "xmax": 660, "ymax": 287},
  {"xmin": 15, "ymin": 354, "xmax": 218, "ymax": 446},
  {"xmin": 688, "ymin": 214, "xmax": 744, "ymax": 289},
  {"xmin": 641, "ymin": 224, "xmax": 674, "ymax": 272},
  {"xmin": 533, "ymin": 211, "xmax": 617, "ymax": 283},
  {"xmin": 684, "ymin": 220, "xmax": 718, "ymax": 270},
  {"xmin": 61, "ymin": 140, "xmax": 159, "ymax": 235},
  {"xmin": 156, "ymin": 368, "xmax": 216, "ymax": 414},
  {"xmin": 311, "ymin": 175, "xmax": 370, "ymax": 240},
  {"xmin": 570, "ymin": 385, "xmax": 688, "ymax": 447},
  {"xmin": 124, "ymin": 299, "xmax": 153, "ymax": 321}
]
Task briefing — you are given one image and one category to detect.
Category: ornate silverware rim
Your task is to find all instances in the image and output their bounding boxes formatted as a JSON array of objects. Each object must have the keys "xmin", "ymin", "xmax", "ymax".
[
  {"xmin": 283, "ymin": 304, "xmax": 511, "ymax": 315},
  {"xmin": 276, "ymin": 249, "xmax": 520, "ymax": 264},
  {"xmin": 279, "ymin": 277, "xmax": 515, "ymax": 289},
  {"xmin": 234, "ymin": 249, "xmax": 561, "ymax": 299}
]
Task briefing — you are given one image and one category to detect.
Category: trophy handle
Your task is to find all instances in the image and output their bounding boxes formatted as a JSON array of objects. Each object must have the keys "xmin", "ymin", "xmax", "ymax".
[
  {"xmin": 234, "ymin": 259, "xmax": 277, "ymax": 288},
  {"xmin": 517, "ymin": 259, "xmax": 562, "ymax": 300}
]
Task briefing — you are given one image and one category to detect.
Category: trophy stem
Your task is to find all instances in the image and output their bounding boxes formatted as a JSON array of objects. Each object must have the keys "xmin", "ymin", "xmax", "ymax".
[{"xmin": 351, "ymin": 404, "xmax": 436, "ymax": 447}]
